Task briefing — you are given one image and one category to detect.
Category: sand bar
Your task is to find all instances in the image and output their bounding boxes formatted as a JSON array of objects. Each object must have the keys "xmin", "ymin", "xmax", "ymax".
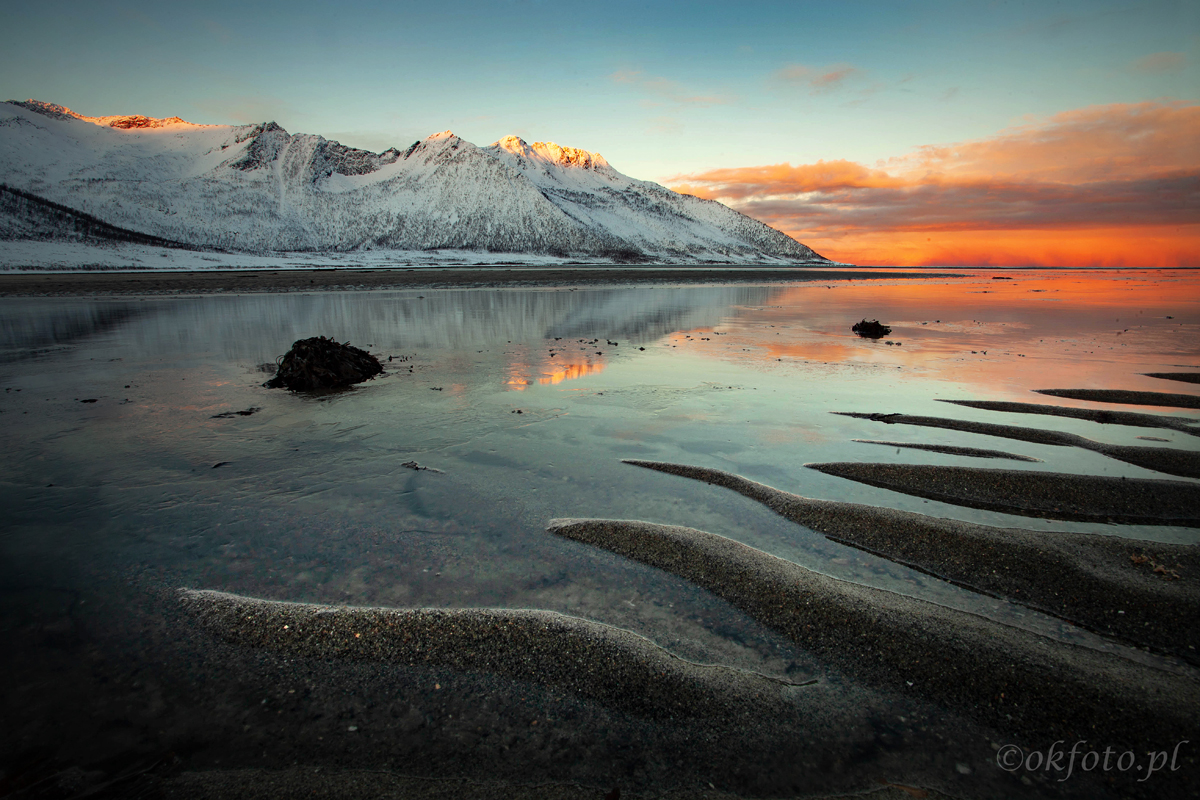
[
  {"xmin": 936, "ymin": 399, "xmax": 1200, "ymax": 437},
  {"xmin": 807, "ymin": 462, "xmax": 1200, "ymax": 526},
  {"xmin": 838, "ymin": 411, "xmax": 1200, "ymax": 479},
  {"xmin": 1036, "ymin": 388, "xmax": 1200, "ymax": 409},
  {"xmin": 179, "ymin": 589, "xmax": 810, "ymax": 720},
  {"xmin": 851, "ymin": 439, "xmax": 1041, "ymax": 461},
  {"xmin": 546, "ymin": 517, "xmax": 1199, "ymax": 744},
  {"xmin": 0, "ymin": 266, "xmax": 963, "ymax": 296},
  {"xmin": 1145, "ymin": 372, "xmax": 1200, "ymax": 385},
  {"xmin": 622, "ymin": 459, "xmax": 1199, "ymax": 663}
]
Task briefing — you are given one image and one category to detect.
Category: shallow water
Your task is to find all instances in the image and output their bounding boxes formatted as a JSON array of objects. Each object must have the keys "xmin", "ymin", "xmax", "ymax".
[{"xmin": 1, "ymin": 268, "xmax": 1198, "ymax": 798}]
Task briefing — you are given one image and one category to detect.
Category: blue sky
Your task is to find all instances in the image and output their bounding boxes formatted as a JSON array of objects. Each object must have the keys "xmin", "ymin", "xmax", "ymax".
[{"xmin": 3, "ymin": 0, "xmax": 1193, "ymax": 181}]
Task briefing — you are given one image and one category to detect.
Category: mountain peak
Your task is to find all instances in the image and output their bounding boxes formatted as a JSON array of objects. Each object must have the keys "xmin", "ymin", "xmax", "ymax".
[
  {"xmin": 0, "ymin": 101, "xmax": 831, "ymax": 263},
  {"xmin": 492, "ymin": 135, "xmax": 609, "ymax": 171},
  {"xmin": 10, "ymin": 99, "xmax": 197, "ymax": 129},
  {"xmin": 494, "ymin": 135, "xmax": 530, "ymax": 154},
  {"xmin": 531, "ymin": 141, "xmax": 609, "ymax": 170}
]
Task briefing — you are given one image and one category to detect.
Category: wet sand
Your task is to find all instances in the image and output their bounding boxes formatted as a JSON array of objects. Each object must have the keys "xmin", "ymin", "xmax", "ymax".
[
  {"xmin": 0, "ymin": 266, "xmax": 962, "ymax": 296},
  {"xmin": 621, "ymin": 459, "xmax": 1200, "ymax": 664},
  {"xmin": 180, "ymin": 589, "xmax": 806, "ymax": 720},
  {"xmin": 851, "ymin": 439, "xmax": 1041, "ymax": 461},
  {"xmin": 545, "ymin": 517, "xmax": 1199, "ymax": 744},
  {"xmin": 806, "ymin": 462, "xmax": 1200, "ymax": 525},
  {"xmin": 1145, "ymin": 372, "xmax": 1200, "ymax": 385},
  {"xmin": 837, "ymin": 411, "xmax": 1200, "ymax": 479},
  {"xmin": 162, "ymin": 768, "xmax": 955, "ymax": 800},
  {"xmin": 1035, "ymin": 388, "xmax": 1200, "ymax": 409},
  {"xmin": 936, "ymin": 399, "xmax": 1200, "ymax": 437}
]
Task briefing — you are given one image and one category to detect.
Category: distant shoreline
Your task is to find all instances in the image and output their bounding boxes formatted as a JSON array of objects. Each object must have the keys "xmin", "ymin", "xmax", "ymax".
[{"xmin": 0, "ymin": 266, "xmax": 968, "ymax": 297}]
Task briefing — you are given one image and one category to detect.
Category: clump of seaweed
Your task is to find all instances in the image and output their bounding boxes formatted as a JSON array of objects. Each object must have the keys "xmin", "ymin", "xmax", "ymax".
[
  {"xmin": 264, "ymin": 336, "xmax": 383, "ymax": 391},
  {"xmin": 852, "ymin": 319, "xmax": 891, "ymax": 338}
]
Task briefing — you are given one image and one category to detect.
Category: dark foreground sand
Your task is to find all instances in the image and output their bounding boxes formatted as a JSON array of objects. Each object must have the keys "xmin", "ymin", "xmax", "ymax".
[
  {"xmin": 160, "ymin": 769, "xmax": 954, "ymax": 800},
  {"xmin": 0, "ymin": 266, "xmax": 962, "ymax": 296},
  {"xmin": 179, "ymin": 590, "xmax": 807, "ymax": 721},
  {"xmin": 622, "ymin": 459, "xmax": 1200, "ymax": 665},
  {"xmin": 545, "ymin": 518, "xmax": 1198, "ymax": 745}
]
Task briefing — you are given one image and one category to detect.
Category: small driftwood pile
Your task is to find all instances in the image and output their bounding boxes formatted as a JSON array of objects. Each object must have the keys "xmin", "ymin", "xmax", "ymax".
[
  {"xmin": 264, "ymin": 336, "xmax": 383, "ymax": 391},
  {"xmin": 851, "ymin": 319, "xmax": 892, "ymax": 338}
]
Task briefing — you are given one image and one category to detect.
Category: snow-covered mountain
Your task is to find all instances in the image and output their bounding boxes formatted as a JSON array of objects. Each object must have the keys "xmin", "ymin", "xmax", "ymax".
[{"xmin": 0, "ymin": 100, "xmax": 831, "ymax": 264}]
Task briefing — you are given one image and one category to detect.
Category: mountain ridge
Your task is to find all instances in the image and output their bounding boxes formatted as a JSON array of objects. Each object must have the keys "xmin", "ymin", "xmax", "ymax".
[{"xmin": 0, "ymin": 99, "xmax": 833, "ymax": 264}]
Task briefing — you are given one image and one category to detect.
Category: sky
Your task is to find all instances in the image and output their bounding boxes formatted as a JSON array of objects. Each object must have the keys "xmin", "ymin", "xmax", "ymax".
[{"xmin": 1, "ymin": 0, "xmax": 1196, "ymax": 266}]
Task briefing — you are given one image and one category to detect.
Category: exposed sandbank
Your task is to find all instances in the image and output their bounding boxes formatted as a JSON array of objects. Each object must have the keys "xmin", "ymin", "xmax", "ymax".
[
  {"xmin": 0, "ymin": 266, "xmax": 963, "ymax": 297},
  {"xmin": 850, "ymin": 439, "xmax": 1041, "ymax": 462},
  {"xmin": 545, "ymin": 517, "xmax": 1199, "ymax": 744},
  {"xmin": 179, "ymin": 589, "xmax": 810, "ymax": 720},
  {"xmin": 806, "ymin": 462, "xmax": 1200, "ymax": 526},
  {"xmin": 936, "ymin": 399, "xmax": 1200, "ymax": 437},
  {"xmin": 837, "ymin": 411, "xmax": 1200, "ymax": 479},
  {"xmin": 1145, "ymin": 372, "xmax": 1200, "ymax": 385},
  {"xmin": 1036, "ymin": 388, "xmax": 1200, "ymax": 409},
  {"xmin": 621, "ymin": 459, "xmax": 1200, "ymax": 664}
]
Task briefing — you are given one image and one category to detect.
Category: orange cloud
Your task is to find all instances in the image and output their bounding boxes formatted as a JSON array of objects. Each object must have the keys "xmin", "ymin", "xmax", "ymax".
[{"xmin": 668, "ymin": 101, "xmax": 1200, "ymax": 267}]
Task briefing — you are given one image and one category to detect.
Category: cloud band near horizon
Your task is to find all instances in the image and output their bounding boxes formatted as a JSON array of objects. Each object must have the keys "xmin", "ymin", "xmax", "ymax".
[{"xmin": 668, "ymin": 101, "xmax": 1199, "ymax": 267}]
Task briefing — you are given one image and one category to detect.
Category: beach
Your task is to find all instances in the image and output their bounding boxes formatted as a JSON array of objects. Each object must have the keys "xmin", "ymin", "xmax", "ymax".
[
  {"xmin": 0, "ymin": 265, "xmax": 962, "ymax": 296},
  {"xmin": 1, "ymin": 266, "xmax": 1197, "ymax": 799}
]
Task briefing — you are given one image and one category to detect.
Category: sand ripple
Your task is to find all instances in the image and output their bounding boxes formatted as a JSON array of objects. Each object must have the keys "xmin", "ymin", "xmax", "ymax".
[{"xmin": 546, "ymin": 517, "xmax": 1198, "ymax": 744}]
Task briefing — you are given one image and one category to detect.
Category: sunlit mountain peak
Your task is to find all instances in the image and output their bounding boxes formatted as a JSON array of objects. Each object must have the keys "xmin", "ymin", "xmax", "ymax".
[
  {"xmin": 0, "ymin": 98, "xmax": 830, "ymax": 263},
  {"xmin": 494, "ymin": 134, "xmax": 530, "ymax": 154},
  {"xmin": 492, "ymin": 135, "xmax": 609, "ymax": 170},
  {"xmin": 531, "ymin": 140, "xmax": 609, "ymax": 170},
  {"xmin": 12, "ymin": 99, "xmax": 200, "ymax": 129}
]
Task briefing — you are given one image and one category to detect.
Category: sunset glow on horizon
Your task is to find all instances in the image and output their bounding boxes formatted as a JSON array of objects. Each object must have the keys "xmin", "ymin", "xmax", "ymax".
[
  {"xmin": 1, "ymin": 0, "xmax": 1194, "ymax": 268},
  {"xmin": 669, "ymin": 101, "xmax": 1200, "ymax": 267}
]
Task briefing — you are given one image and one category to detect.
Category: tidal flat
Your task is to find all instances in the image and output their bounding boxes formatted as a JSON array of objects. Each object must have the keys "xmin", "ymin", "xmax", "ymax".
[{"xmin": 0, "ymin": 266, "xmax": 1197, "ymax": 799}]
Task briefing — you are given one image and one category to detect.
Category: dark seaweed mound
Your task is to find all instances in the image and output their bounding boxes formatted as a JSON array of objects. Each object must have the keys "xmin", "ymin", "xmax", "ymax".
[
  {"xmin": 264, "ymin": 336, "xmax": 383, "ymax": 391},
  {"xmin": 852, "ymin": 319, "xmax": 891, "ymax": 338}
]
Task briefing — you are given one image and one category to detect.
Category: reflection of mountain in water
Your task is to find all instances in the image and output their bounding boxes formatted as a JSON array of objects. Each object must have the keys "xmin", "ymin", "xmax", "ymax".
[
  {"xmin": 1, "ymin": 287, "xmax": 785, "ymax": 366},
  {"xmin": 0, "ymin": 300, "xmax": 151, "ymax": 363}
]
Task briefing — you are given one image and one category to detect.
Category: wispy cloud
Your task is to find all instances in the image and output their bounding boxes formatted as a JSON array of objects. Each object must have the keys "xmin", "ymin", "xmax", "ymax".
[
  {"xmin": 668, "ymin": 101, "xmax": 1200, "ymax": 266},
  {"xmin": 608, "ymin": 70, "xmax": 734, "ymax": 107},
  {"xmin": 1130, "ymin": 51, "xmax": 1186, "ymax": 73},
  {"xmin": 774, "ymin": 62, "xmax": 864, "ymax": 94},
  {"xmin": 647, "ymin": 116, "xmax": 682, "ymax": 136}
]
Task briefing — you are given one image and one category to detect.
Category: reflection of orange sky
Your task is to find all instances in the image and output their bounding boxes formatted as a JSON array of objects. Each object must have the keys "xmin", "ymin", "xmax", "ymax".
[
  {"xmin": 768, "ymin": 272, "xmax": 1190, "ymax": 309},
  {"xmin": 680, "ymin": 272, "xmax": 1200, "ymax": 406},
  {"xmin": 540, "ymin": 361, "xmax": 605, "ymax": 385},
  {"xmin": 505, "ymin": 352, "xmax": 605, "ymax": 390}
]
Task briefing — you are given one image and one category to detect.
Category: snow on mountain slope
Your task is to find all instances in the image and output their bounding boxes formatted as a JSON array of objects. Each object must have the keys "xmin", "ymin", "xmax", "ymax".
[{"xmin": 0, "ymin": 100, "xmax": 831, "ymax": 263}]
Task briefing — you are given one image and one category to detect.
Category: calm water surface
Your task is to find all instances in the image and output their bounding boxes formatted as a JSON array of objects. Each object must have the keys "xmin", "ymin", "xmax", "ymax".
[{"xmin": 1, "ymin": 268, "xmax": 1197, "ymax": 798}]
